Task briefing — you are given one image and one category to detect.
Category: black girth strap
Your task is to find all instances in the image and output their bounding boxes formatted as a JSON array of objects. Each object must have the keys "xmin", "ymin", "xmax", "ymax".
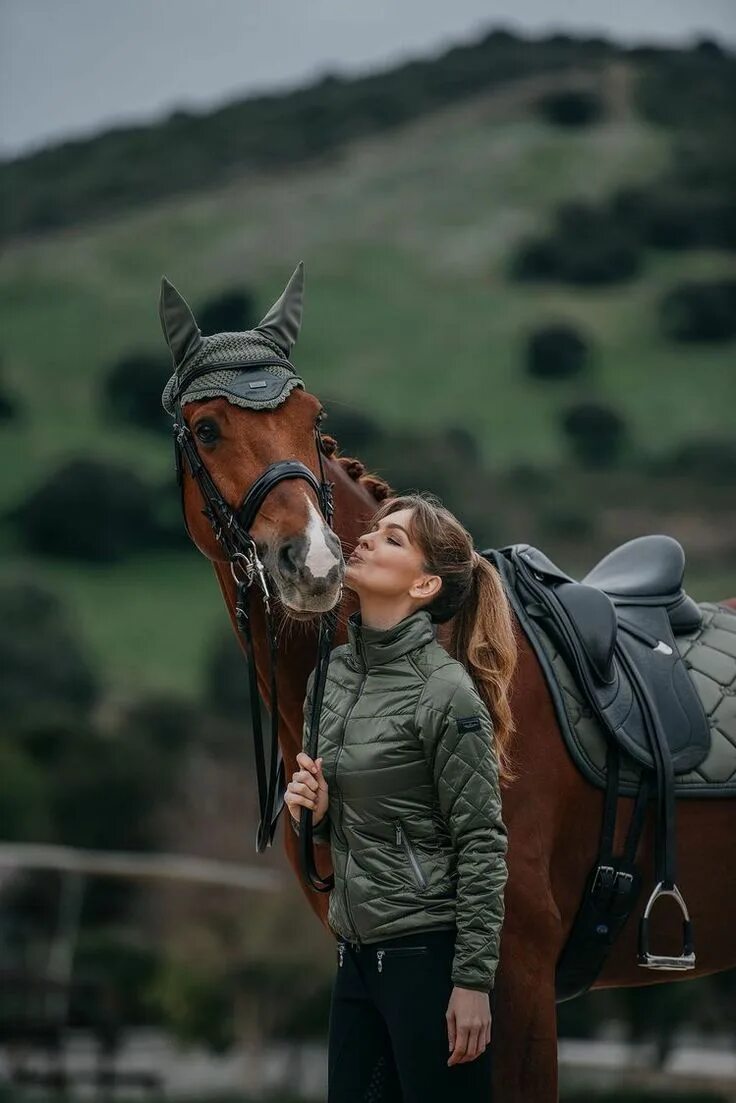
[
  {"xmin": 168, "ymin": 363, "xmax": 339, "ymax": 888},
  {"xmin": 555, "ymin": 742, "xmax": 651, "ymax": 1001}
]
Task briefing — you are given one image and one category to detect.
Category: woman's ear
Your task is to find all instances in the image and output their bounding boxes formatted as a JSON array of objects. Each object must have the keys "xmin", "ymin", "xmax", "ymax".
[{"xmin": 411, "ymin": 573, "xmax": 442, "ymax": 601}]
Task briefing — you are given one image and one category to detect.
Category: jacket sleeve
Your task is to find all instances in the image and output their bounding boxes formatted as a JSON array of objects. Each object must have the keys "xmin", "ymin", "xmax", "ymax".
[
  {"xmin": 287, "ymin": 666, "xmax": 331, "ymax": 847},
  {"xmin": 418, "ymin": 665, "xmax": 508, "ymax": 993}
]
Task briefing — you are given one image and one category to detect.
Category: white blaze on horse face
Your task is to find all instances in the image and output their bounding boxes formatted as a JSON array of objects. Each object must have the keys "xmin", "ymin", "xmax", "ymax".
[{"xmin": 303, "ymin": 495, "xmax": 339, "ymax": 579}]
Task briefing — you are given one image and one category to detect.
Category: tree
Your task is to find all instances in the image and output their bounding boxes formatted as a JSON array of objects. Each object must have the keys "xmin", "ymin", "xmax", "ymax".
[
  {"xmin": 0, "ymin": 580, "xmax": 98, "ymax": 721},
  {"xmin": 536, "ymin": 88, "xmax": 604, "ymax": 127},
  {"xmin": 560, "ymin": 401, "xmax": 628, "ymax": 468},
  {"xmin": 659, "ymin": 279, "xmax": 736, "ymax": 342},
  {"xmin": 197, "ymin": 288, "xmax": 258, "ymax": 335},
  {"xmin": 100, "ymin": 351, "xmax": 172, "ymax": 433},
  {"xmin": 525, "ymin": 324, "xmax": 591, "ymax": 381},
  {"xmin": 12, "ymin": 457, "xmax": 159, "ymax": 562}
]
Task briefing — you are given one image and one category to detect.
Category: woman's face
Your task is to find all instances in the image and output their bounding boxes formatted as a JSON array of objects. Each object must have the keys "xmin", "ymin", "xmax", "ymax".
[{"xmin": 345, "ymin": 507, "xmax": 441, "ymax": 606}]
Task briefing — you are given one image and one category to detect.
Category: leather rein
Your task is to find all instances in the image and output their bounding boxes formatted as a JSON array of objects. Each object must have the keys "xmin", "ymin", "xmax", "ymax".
[{"xmin": 170, "ymin": 362, "xmax": 338, "ymax": 891}]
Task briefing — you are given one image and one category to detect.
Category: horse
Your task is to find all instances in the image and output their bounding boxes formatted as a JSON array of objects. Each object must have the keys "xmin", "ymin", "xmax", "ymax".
[{"xmin": 159, "ymin": 267, "xmax": 736, "ymax": 1101}]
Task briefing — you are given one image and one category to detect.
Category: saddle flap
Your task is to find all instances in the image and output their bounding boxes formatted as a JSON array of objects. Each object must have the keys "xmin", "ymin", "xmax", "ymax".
[{"xmin": 555, "ymin": 582, "xmax": 618, "ymax": 684}]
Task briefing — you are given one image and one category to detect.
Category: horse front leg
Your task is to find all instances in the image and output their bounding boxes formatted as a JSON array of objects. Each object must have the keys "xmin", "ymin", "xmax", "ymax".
[
  {"xmin": 492, "ymin": 926, "xmax": 561, "ymax": 1103},
  {"xmin": 490, "ymin": 806, "xmax": 565, "ymax": 1103}
]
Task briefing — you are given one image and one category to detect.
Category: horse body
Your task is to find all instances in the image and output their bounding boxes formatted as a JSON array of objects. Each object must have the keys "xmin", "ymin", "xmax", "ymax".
[{"xmin": 204, "ymin": 446, "xmax": 735, "ymax": 1100}]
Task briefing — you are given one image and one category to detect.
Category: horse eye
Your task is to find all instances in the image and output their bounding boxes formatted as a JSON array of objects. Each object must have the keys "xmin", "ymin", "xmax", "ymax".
[{"xmin": 195, "ymin": 421, "xmax": 219, "ymax": 444}]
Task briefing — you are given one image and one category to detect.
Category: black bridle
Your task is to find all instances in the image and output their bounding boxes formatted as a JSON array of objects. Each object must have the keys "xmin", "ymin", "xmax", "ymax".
[{"xmin": 170, "ymin": 362, "xmax": 338, "ymax": 892}]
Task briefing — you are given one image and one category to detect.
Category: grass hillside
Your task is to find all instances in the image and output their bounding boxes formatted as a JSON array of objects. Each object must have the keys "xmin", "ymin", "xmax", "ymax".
[{"xmin": 1, "ymin": 48, "xmax": 734, "ymax": 696}]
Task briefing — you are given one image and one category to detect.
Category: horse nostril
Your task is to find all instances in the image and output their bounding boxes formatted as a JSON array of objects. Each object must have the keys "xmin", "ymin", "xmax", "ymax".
[{"xmin": 278, "ymin": 540, "xmax": 300, "ymax": 578}]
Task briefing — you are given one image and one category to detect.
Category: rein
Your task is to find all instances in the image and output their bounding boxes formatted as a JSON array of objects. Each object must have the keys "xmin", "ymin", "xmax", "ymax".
[{"xmin": 169, "ymin": 363, "xmax": 338, "ymax": 891}]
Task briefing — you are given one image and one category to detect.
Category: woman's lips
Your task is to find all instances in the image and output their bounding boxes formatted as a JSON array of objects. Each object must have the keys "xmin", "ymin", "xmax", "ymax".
[{"xmin": 348, "ymin": 550, "xmax": 364, "ymax": 563}]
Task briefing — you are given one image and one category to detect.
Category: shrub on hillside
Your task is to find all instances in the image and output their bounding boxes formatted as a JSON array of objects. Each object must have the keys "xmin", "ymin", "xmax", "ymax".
[
  {"xmin": 151, "ymin": 471, "xmax": 195, "ymax": 551},
  {"xmin": 0, "ymin": 357, "xmax": 21, "ymax": 423},
  {"xmin": 659, "ymin": 279, "xmax": 736, "ymax": 342},
  {"xmin": 101, "ymin": 351, "xmax": 172, "ymax": 433},
  {"xmin": 560, "ymin": 401, "xmax": 628, "ymax": 468},
  {"xmin": 0, "ymin": 743, "xmax": 52, "ymax": 842},
  {"xmin": 197, "ymin": 287, "xmax": 257, "ymax": 335},
  {"xmin": 634, "ymin": 49, "xmax": 735, "ymax": 132},
  {"xmin": 510, "ymin": 238, "xmax": 559, "ymax": 280},
  {"xmin": 610, "ymin": 185, "xmax": 736, "ymax": 251},
  {"xmin": 536, "ymin": 88, "xmax": 604, "ymax": 127},
  {"xmin": 510, "ymin": 202, "xmax": 642, "ymax": 286},
  {"xmin": 204, "ymin": 628, "xmax": 254, "ymax": 721},
  {"xmin": 12, "ymin": 457, "xmax": 159, "ymax": 561},
  {"xmin": 0, "ymin": 580, "xmax": 98, "ymax": 721},
  {"xmin": 321, "ymin": 406, "xmax": 384, "ymax": 454},
  {"xmin": 538, "ymin": 504, "xmax": 597, "ymax": 542},
  {"xmin": 650, "ymin": 437, "xmax": 736, "ymax": 487},
  {"xmin": 553, "ymin": 202, "xmax": 642, "ymax": 284},
  {"xmin": 0, "ymin": 389, "xmax": 18, "ymax": 421},
  {"xmin": 525, "ymin": 324, "xmax": 591, "ymax": 381},
  {"xmin": 444, "ymin": 426, "xmax": 481, "ymax": 464}
]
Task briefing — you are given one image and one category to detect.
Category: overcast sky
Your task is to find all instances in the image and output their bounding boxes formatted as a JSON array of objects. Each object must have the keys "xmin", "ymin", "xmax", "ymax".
[{"xmin": 1, "ymin": 0, "xmax": 734, "ymax": 159}]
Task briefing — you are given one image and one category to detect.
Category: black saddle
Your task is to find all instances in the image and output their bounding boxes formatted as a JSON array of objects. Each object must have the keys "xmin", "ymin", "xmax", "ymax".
[
  {"xmin": 485, "ymin": 533, "xmax": 710, "ymax": 992},
  {"xmin": 504, "ymin": 535, "xmax": 707, "ymax": 772}
]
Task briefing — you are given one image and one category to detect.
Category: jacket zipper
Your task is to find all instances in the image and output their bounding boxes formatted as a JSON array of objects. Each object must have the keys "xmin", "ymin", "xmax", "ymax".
[
  {"xmin": 394, "ymin": 819, "xmax": 428, "ymax": 890},
  {"xmin": 336, "ymin": 635, "xmax": 369, "ymax": 940}
]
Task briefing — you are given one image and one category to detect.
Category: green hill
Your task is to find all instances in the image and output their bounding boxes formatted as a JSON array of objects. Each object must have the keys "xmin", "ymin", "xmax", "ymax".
[{"xmin": 0, "ymin": 34, "xmax": 733, "ymax": 695}]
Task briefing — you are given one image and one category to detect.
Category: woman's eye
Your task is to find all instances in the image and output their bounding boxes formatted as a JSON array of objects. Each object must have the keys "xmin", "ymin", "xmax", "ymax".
[{"xmin": 366, "ymin": 527, "xmax": 399, "ymax": 545}]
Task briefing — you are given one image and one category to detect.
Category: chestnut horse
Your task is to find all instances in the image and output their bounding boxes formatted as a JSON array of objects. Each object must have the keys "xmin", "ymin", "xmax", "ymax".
[{"xmin": 173, "ymin": 378, "xmax": 736, "ymax": 1100}]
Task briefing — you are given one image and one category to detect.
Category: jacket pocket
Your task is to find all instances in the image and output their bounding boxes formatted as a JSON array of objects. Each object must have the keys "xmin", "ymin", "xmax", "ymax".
[{"xmin": 394, "ymin": 818, "xmax": 428, "ymax": 890}]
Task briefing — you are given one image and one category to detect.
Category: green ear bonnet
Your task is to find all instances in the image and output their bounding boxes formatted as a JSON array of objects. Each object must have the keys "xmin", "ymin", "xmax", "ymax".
[{"xmin": 159, "ymin": 262, "xmax": 306, "ymax": 415}]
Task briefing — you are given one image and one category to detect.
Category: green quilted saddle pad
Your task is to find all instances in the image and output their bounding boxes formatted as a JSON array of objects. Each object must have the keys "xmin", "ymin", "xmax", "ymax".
[{"xmin": 536, "ymin": 602, "xmax": 736, "ymax": 798}]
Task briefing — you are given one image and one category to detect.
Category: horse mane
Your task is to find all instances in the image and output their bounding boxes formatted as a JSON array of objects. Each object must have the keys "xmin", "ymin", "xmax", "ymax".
[{"xmin": 320, "ymin": 433, "xmax": 392, "ymax": 502}]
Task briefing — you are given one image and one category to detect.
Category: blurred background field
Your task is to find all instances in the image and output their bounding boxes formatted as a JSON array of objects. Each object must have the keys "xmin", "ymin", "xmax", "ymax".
[{"xmin": 1, "ymin": 6, "xmax": 735, "ymax": 1099}]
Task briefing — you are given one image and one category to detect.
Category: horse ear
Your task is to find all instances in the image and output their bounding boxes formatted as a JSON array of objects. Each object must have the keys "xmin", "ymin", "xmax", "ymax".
[
  {"xmin": 159, "ymin": 277, "xmax": 203, "ymax": 367},
  {"xmin": 255, "ymin": 262, "xmax": 304, "ymax": 356}
]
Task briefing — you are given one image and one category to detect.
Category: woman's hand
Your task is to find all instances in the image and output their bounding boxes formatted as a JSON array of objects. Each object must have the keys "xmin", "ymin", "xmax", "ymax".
[
  {"xmin": 285, "ymin": 752, "xmax": 329, "ymax": 826},
  {"xmin": 446, "ymin": 987, "xmax": 492, "ymax": 1066}
]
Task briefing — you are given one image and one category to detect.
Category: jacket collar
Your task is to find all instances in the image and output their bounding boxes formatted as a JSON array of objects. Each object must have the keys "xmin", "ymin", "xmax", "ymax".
[{"xmin": 347, "ymin": 607, "xmax": 436, "ymax": 669}]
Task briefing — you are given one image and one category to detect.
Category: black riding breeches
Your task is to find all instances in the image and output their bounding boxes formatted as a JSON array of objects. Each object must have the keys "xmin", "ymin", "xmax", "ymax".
[{"xmin": 327, "ymin": 926, "xmax": 495, "ymax": 1102}]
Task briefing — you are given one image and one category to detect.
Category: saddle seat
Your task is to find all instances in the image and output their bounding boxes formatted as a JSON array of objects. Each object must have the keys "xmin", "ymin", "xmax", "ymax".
[
  {"xmin": 494, "ymin": 534, "xmax": 710, "ymax": 774},
  {"xmin": 582, "ymin": 534, "xmax": 703, "ymax": 631}
]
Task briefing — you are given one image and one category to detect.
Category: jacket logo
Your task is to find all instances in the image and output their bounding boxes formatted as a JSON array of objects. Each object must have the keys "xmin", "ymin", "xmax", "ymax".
[{"xmin": 456, "ymin": 716, "xmax": 482, "ymax": 733}]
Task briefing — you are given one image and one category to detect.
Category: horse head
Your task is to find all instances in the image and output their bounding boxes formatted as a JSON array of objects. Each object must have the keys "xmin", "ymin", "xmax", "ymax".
[{"xmin": 158, "ymin": 262, "xmax": 345, "ymax": 618}]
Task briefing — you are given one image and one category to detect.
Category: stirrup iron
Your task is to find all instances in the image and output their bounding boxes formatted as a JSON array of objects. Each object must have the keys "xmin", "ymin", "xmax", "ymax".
[{"xmin": 638, "ymin": 881, "xmax": 695, "ymax": 970}]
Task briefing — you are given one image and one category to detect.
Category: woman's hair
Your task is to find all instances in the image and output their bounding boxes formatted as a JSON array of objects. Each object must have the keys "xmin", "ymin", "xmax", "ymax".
[{"xmin": 367, "ymin": 491, "xmax": 519, "ymax": 785}]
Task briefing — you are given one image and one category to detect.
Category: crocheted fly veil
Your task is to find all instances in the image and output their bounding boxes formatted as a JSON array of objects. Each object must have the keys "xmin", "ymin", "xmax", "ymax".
[{"xmin": 160, "ymin": 262, "xmax": 306, "ymax": 415}]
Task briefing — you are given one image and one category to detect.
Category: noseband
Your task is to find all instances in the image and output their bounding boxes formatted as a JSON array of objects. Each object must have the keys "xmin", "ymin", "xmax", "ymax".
[{"xmin": 169, "ymin": 362, "xmax": 338, "ymax": 891}]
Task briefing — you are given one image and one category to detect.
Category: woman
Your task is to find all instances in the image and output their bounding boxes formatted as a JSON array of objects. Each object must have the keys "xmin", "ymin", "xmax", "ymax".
[{"xmin": 286, "ymin": 491, "xmax": 517, "ymax": 1102}]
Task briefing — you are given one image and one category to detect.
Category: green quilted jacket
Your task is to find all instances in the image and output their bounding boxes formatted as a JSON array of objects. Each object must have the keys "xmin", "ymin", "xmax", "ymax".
[{"xmin": 290, "ymin": 606, "xmax": 508, "ymax": 992}]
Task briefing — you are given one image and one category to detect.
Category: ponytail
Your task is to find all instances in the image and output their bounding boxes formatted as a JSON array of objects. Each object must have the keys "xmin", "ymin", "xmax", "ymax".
[{"xmin": 449, "ymin": 553, "xmax": 519, "ymax": 785}]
